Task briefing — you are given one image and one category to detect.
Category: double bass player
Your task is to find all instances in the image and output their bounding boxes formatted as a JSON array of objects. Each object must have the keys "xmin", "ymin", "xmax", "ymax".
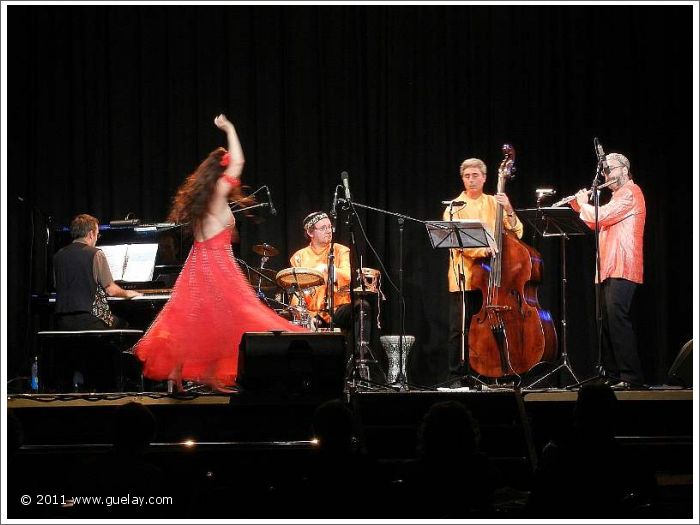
[{"xmin": 442, "ymin": 157, "xmax": 524, "ymax": 388}]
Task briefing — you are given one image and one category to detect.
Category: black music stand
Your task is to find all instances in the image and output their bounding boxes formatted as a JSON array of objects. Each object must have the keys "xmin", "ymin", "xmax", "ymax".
[
  {"xmin": 517, "ymin": 207, "xmax": 588, "ymax": 389},
  {"xmin": 426, "ymin": 220, "xmax": 497, "ymax": 389}
]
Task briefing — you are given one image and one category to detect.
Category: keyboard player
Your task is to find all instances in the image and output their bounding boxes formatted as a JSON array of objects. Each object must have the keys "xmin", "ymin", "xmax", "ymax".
[{"xmin": 53, "ymin": 214, "xmax": 142, "ymax": 330}]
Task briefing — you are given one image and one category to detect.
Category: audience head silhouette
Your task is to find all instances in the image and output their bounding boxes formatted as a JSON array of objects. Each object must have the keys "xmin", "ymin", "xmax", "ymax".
[
  {"xmin": 312, "ymin": 399, "xmax": 355, "ymax": 454},
  {"xmin": 418, "ymin": 400, "xmax": 480, "ymax": 461},
  {"xmin": 574, "ymin": 382, "xmax": 618, "ymax": 435},
  {"xmin": 112, "ymin": 402, "xmax": 157, "ymax": 453}
]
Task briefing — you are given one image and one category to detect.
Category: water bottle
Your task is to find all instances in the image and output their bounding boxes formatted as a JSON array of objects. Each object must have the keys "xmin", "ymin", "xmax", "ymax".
[
  {"xmin": 30, "ymin": 356, "xmax": 39, "ymax": 392},
  {"xmin": 72, "ymin": 371, "xmax": 84, "ymax": 392}
]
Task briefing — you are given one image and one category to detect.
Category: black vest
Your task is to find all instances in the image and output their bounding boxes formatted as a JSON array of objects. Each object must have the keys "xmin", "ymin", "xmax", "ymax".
[{"xmin": 54, "ymin": 242, "xmax": 101, "ymax": 314}]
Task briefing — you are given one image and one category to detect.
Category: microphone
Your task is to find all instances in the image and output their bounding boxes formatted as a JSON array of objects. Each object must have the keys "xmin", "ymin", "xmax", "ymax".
[
  {"xmin": 331, "ymin": 185, "xmax": 339, "ymax": 217},
  {"xmin": 341, "ymin": 171, "xmax": 351, "ymax": 201},
  {"xmin": 441, "ymin": 200, "xmax": 466, "ymax": 206},
  {"xmin": 265, "ymin": 186, "xmax": 277, "ymax": 216},
  {"xmin": 594, "ymin": 137, "xmax": 610, "ymax": 176}
]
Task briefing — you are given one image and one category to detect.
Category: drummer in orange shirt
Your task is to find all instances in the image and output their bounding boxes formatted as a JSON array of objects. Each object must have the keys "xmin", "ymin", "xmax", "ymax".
[{"xmin": 289, "ymin": 211, "xmax": 372, "ymax": 350}]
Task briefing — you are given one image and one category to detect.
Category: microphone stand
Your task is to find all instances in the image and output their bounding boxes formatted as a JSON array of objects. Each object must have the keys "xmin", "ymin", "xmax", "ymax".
[
  {"xmin": 327, "ymin": 204, "xmax": 338, "ymax": 331},
  {"xmin": 229, "ymin": 202, "xmax": 272, "ymax": 214},
  {"xmin": 347, "ymin": 201, "xmax": 427, "ymax": 391},
  {"xmin": 235, "ymin": 258, "xmax": 286, "ymax": 308},
  {"xmin": 341, "ymin": 198, "xmax": 363, "ymax": 391},
  {"xmin": 593, "ymin": 168, "xmax": 604, "ymax": 380},
  {"xmin": 228, "ymin": 184, "xmax": 273, "ymax": 214},
  {"xmin": 448, "ymin": 202, "xmax": 470, "ymax": 385}
]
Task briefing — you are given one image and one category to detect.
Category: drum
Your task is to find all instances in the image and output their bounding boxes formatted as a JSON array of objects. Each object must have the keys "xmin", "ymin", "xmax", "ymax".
[
  {"xmin": 275, "ymin": 308, "xmax": 293, "ymax": 321},
  {"xmin": 380, "ymin": 335, "xmax": 416, "ymax": 384},
  {"xmin": 276, "ymin": 267, "xmax": 325, "ymax": 290},
  {"xmin": 287, "ymin": 305, "xmax": 318, "ymax": 331},
  {"xmin": 354, "ymin": 267, "xmax": 381, "ymax": 294}
]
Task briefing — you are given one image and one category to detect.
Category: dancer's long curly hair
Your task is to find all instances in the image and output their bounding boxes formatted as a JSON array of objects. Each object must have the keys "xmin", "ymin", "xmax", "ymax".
[{"xmin": 168, "ymin": 147, "xmax": 255, "ymax": 229}]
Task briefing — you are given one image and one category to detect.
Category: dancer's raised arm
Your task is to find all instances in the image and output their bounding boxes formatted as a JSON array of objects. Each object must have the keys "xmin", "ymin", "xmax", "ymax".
[{"xmin": 214, "ymin": 113, "xmax": 245, "ymax": 180}]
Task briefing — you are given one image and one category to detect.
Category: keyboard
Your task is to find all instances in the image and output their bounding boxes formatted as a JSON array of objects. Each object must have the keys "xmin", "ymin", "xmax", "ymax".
[{"xmin": 109, "ymin": 290, "xmax": 171, "ymax": 301}]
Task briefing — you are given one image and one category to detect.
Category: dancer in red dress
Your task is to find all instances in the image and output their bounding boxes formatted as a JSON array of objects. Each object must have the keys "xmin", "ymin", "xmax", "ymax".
[{"xmin": 134, "ymin": 114, "xmax": 304, "ymax": 391}]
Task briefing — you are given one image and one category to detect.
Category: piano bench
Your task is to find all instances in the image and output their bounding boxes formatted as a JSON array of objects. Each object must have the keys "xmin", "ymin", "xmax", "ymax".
[{"xmin": 35, "ymin": 330, "xmax": 145, "ymax": 394}]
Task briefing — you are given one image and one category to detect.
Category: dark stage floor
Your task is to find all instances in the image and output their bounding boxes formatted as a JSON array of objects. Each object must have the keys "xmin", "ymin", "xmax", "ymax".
[{"xmin": 6, "ymin": 386, "xmax": 693, "ymax": 519}]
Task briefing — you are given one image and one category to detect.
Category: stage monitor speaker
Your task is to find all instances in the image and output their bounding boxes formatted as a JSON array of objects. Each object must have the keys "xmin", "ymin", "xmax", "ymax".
[
  {"xmin": 667, "ymin": 339, "xmax": 692, "ymax": 388},
  {"xmin": 238, "ymin": 331, "xmax": 347, "ymax": 396}
]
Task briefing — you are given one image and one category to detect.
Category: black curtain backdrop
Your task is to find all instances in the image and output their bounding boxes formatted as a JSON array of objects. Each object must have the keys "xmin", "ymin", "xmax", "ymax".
[{"xmin": 6, "ymin": 5, "xmax": 694, "ymax": 386}]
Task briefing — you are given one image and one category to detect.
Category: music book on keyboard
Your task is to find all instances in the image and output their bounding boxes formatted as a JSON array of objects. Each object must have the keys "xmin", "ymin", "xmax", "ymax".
[{"xmin": 99, "ymin": 243, "xmax": 159, "ymax": 282}]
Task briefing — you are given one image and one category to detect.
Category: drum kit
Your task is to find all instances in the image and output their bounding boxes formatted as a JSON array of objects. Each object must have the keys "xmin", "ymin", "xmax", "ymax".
[
  {"xmin": 247, "ymin": 243, "xmax": 282, "ymax": 296},
  {"xmin": 245, "ymin": 243, "xmax": 383, "ymax": 334},
  {"xmin": 244, "ymin": 243, "xmax": 394, "ymax": 387}
]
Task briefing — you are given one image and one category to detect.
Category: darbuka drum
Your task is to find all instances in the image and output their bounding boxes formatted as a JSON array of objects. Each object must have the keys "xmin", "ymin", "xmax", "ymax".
[
  {"xmin": 276, "ymin": 267, "xmax": 325, "ymax": 290},
  {"xmin": 354, "ymin": 267, "xmax": 381, "ymax": 294},
  {"xmin": 380, "ymin": 335, "xmax": 416, "ymax": 384}
]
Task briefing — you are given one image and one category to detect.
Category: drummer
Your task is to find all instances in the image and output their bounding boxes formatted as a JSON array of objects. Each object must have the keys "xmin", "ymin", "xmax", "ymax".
[{"xmin": 289, "ymin": 211, "xmax": 372, "ymax": 348}]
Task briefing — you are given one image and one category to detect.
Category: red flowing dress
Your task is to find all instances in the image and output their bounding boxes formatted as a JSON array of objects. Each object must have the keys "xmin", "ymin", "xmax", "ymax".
[{"xmin": 134, "ymin": 226, "xmax": 305, "ymax": 387}]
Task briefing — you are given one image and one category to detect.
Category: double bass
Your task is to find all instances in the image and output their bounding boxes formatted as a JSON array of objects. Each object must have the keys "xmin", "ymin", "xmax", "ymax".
[{"xmin": 468, "ymin": 144, "xmax": 557, "ymax": 378}]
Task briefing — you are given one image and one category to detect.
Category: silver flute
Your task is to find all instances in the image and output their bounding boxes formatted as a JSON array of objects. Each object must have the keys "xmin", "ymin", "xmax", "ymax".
[{"xmin": 551, "ymin": 177, "xmax": 618, "ymax": 207}]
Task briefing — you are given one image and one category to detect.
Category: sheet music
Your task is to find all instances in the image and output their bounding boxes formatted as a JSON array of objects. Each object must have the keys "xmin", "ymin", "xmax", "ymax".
[
  {"xmin": 122, "ymin": 243, "xmax": 159, "ymax": 281},
  {"xmin": 98, "ymin": 243, "xmax": 158, "ymax": 282},
  {"xmin": 99, "ymin": 245, "xmax": 129, "ymax": 280}
]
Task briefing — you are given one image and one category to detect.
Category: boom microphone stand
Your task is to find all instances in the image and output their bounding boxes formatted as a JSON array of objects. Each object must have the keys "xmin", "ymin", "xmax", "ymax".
[
  {"xmin": 342, "ymin": 197, "xmax": 364, "ymax": 390},
  {"xmin": 327, "ymin": 187, "xmax": 340, "ymax": 331},
  {"xmin": 346, "ymin": 200, "xmax": 428, "ymax": 391},
  {"xmin": 328, "ymin": 182, "xmax": 391, "ymax": 392},
  {"xmin": 568, "ymin": 138, "xmax": 625, "ymax": 390}
]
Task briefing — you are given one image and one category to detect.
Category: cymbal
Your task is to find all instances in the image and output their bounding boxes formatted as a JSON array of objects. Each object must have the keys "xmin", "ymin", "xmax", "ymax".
[
  {"xmin": 252, "ymin": 243, "xmax": 279, "ymax": 257},
  {"xmin": 247, "ymin": 267, "xmax": 279, "ymax": 292}
]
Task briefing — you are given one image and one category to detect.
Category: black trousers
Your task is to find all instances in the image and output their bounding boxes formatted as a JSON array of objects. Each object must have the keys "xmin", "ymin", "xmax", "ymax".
[
  {"xmin": 600, "ymin": 278, "xmax": 643, "ymax": 384},
  {"xmin": 447, "ymin": 290, "xmax": 483, "ymax": 377},
  {"xmin": 331, "ymin": 298, "xmax": 373, "ymax": 353}
]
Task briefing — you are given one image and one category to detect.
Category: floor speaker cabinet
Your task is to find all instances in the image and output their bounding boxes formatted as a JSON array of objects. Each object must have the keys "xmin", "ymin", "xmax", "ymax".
[
  {"xmin": 238, "ymin": 331, "xmax": 347, "ymax": 397},
  {"xmin": 667, "ymin": 339, "xmax": 693, "ymax": 388}
]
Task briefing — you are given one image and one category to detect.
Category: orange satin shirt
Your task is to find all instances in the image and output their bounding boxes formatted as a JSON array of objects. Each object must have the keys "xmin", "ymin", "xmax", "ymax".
[
  {"xmin": 442, "ymin": 192, "xmax": 524, "ymax": 292},
  {"xmin": 572, "ymin": 180, "xmax": 645, "ymax": 284},
  {"xmin": 289, "ymin": 243, "xmax": 351, "ymax": 320}
]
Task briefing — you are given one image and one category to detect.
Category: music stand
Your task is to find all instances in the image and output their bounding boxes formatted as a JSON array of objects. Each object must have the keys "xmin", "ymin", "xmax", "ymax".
[
  {"xmin": 426, "ymin": 220, "xmax": 498, "ymax": 253},
  {"xmin": 517, "ymin": 207, "xmax": 588, "ymax": 389},
  {"xmin": 426, "ymin": 220, "xmax": 497, "ymax": 389}
]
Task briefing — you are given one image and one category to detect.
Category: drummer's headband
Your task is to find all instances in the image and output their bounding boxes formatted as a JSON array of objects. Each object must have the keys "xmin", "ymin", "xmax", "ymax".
[{"xmin": 303, "ymin": 212, "xmax": 329, "ymax": 232}]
